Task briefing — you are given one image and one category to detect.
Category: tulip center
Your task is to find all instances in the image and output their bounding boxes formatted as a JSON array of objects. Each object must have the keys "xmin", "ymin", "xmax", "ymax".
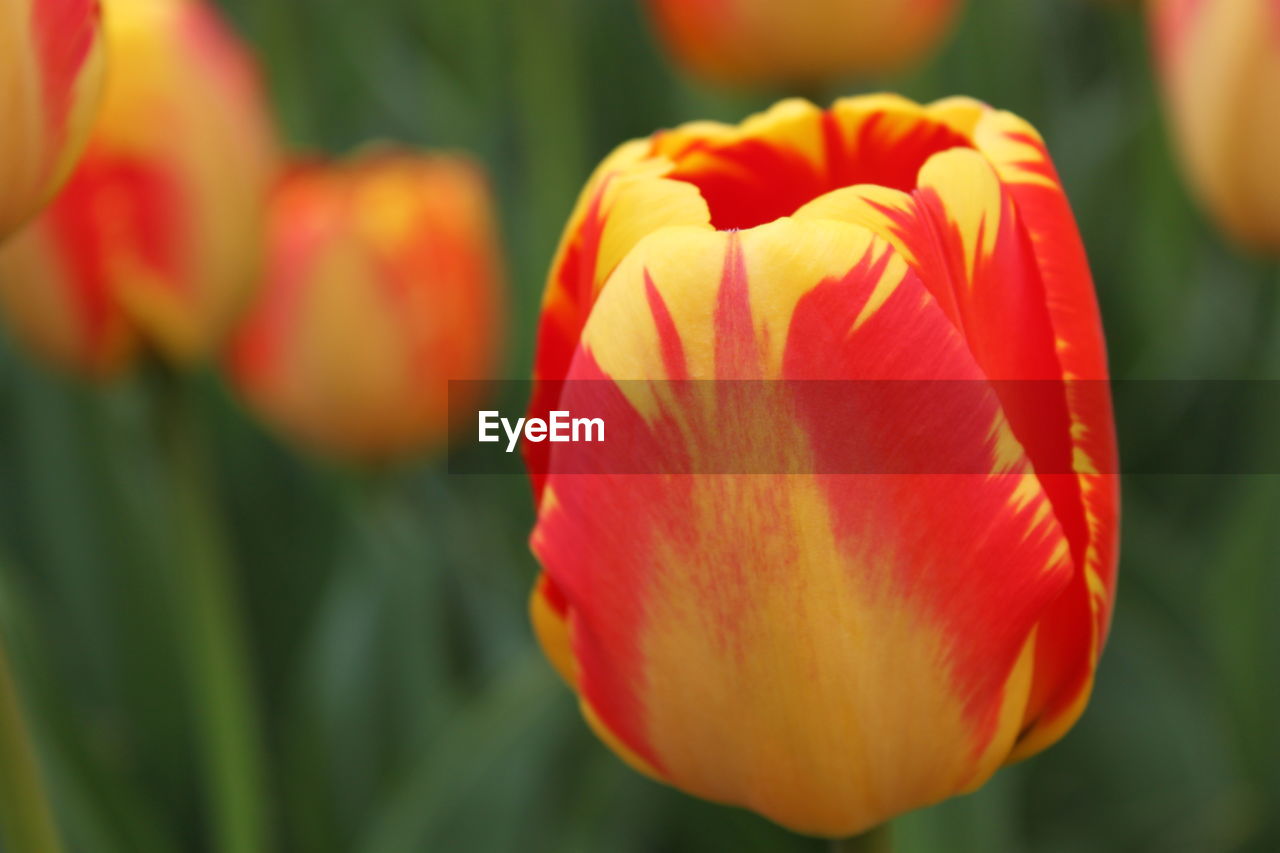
[{"xmin": 664, "ymin": 110, "xmax": 973, "ymax": 231}]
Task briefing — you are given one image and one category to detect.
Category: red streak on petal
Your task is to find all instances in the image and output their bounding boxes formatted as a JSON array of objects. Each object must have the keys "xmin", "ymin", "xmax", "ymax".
[
  {"xmin": 45, "ymin": 147, "xmax": 185, "ymax": 363},
  {"xmin": 713, "ymin": 233, "xmax": 762, "ymax": 380},
  {"xmin": 33, "ymin": 0, "xmax": 99, "ymax": 157},
  {"xmin": 644, "ymin": 269, "xmax": 688, "ymax": 381}
]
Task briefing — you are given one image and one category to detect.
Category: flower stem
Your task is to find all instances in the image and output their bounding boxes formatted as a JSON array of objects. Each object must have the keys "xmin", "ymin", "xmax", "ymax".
[
  {"xmin": 829, "ymin": 824, "xmax": 892, "ymax": 853},
  {"xmin": 0, "ymin": 631, "xmax": 62, "ymax": 853},
  {"xmin": 160, "ymin": 376, "xmax": 269, "ymax": 853}
]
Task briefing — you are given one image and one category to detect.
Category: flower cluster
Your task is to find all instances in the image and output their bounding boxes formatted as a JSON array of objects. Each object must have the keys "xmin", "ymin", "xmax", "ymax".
[
  {"xmin": 0, "ymin": 0, "xmax": 505, "ymax": 460},
  {"xmin": 19, "ymin": 0, "xmax": 1280, "ymax": 841}
]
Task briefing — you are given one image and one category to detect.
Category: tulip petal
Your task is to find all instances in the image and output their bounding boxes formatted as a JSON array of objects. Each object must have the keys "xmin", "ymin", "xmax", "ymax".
[
  {"xmin": 797, "ymin": 110, "xmax": 1118, "ymax": 759},
  {"xmin": 794, "ymin": 152, "xmax": 1083, "ymax": 517},
  {"xmin": 800, "ymin": 153, "xmax": 1088, "ymax": 548},
  {"xmin": 95, "ymin": 0, "xmax": 277, "ymax": 362},
  {"xmin": 228, "ymin": 152, "xmax": 503, "ymax": 460},
  {"xmin": 528, "ymin": 143, "xmax": 712, "ymax": 498},
  {"xmin": 530, "ymin": 572, "xmax": 576, "ymax": 688},
  {"xmin": 0, "ymin": 199, "xmax": 133, "ymax": 376},
  {"xmin": 0, "ymin": 149, "xmax": 180, "ymax": 376},
  {"xmin": 651, "ymin": 96, "xmax": 974, "ymax": 233},
  {"xmin": 0, "ymin": 0, "xmax": 105, "ymax": 237},
  {"xmin": 966, "ymin": 109, "xmax": 1120, "ymax": 759},
  {"xmin": 531, "ymin": 218, "xmax": 1074, "ymax": 836},
  {"xmin": 1150, "ymin": 0, "xmax": 1280, "ymax": 248},
  {"xmin": 655, "ymin": 99, "xmax": 829, "ymax": 231},
  {"xmin": 533, "ymin": 142, "xmax": 712, "ymax": 388},
  {"xmin": 33, "ymin": 0, "xmax": 104, "ymax": 185},
  {"xmin": 0, "ymin": 0, "xmax": 278, "ymax": 373}
]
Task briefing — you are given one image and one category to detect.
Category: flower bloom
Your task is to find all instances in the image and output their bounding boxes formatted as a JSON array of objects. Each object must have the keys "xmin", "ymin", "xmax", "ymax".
[
  {"xmin": 1149, "ymin": 0, "xmax": 1280, "ymax": 250},
  {"xmin": 228, "ymin": 150, "xmax": 505, "ymax": 461},
  {"xmin": 526, "ymin": 95, "xmax": 1118, "ymax": 837},
  {"xmin": 0, "ymin": 0, "xmax": 278, "ymax": 376},
  {"xmin": 0, "ymin": 0, "xmax": 106, "ymax": 239},
  {"xmin": 643, "ymin": 0, "xmax": 961, "ymax": 86}
]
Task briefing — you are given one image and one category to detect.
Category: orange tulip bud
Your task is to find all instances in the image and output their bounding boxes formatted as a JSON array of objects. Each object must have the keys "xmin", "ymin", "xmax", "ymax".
[
  {"xmin": 0, "ymin": 0, "xmax": 106, "ymax": 239},
  {"xmin": 1150, "ymin": 0, "xmax": 1280, "ymax": 250},
  {"xmin": 643, "ymin": 0, "xmax": 961, "ymax": 86},
  {"xmin": 526, "ymin": 95, "xmax": 1118, "ymax": 837},
  {"xmin": 228, "ymin": 151, "xmax": 505, "ymax": 462},
  {"xmin": 0, "ymin": 0, "xmax": 278, "ymax": 376}
]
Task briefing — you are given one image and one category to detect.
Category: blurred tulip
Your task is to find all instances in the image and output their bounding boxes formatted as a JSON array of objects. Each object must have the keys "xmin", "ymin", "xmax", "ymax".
[
  {"xmin": 643, "ymin": 0, "xmax": 961, "ymax": 87},
  {"xmin": 0, "ymin": 0, "xmax": 278, "ymax": 376},
  {"xmin": 1149, "ymin": 0, "xmax": 1280, "ymax": 250},
  {"xmin": 527, "ymin": 95, "xmax": 1118, "ymax": 837},
  {"xmin": 228, "ymin": 150, "xmax": 504, "ymax": 462},
  {"xmin": 0, "ymin": 0, "xmax": 106, "ymax": 240}
]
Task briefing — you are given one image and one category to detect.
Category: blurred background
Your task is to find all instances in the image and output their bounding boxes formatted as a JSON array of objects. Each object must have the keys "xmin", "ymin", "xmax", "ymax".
[{"xmin": 1, "ymin": 0, "xmax": 1279, "ymax": 851}]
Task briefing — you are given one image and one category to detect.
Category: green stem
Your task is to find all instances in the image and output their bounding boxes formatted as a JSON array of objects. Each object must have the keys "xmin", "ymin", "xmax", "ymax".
[
  {"xmin": 161, "ymin": 378, "xmax": 270, "ymax": 853},
  {"xmin": 0, "ymin": 631, "xmax": 62, "ymax": 853},
  {"xmin": 829, "ymin": 823, "xmax": 892, "ymax": 853}
]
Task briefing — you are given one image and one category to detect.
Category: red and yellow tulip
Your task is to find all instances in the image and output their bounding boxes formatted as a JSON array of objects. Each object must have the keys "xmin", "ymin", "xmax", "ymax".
[
  {"xmin": 1149, "ymin": 0, "xmax": 1280, "ymax": 250},
  {"xmin": 228, "ymin": 150, "xmax": 505, "ymax": 462},
  {"xmin": 643, "ymin": 0, "xmax": 961, "ymax": 87},
  {"xmin": 0, "ymin": 0, "xmax": 106, "ymax": 239},
  {"xmin": 526, "ymin": 95, "xmax": 1118, "ymax": 837},
  {"xmin": 0, "ymin": 0, "xmax": 278, "ymax": 376}
]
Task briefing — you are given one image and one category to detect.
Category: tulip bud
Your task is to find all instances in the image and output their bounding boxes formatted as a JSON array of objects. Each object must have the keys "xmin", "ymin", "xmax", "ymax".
[
  {"xmin": 643, "ymin": 0, "xmax": 962, "ymax": 87},
  {"xmin": 228, "ymin": 151, "xmax": 505, "ymax": 462},
  {"xmin": 1149, "ymin": 0, "xmax": 1280, "ymax": 250},
  {"xmin": 0, "ymin": 0, "xmax": 106, "ymax": 240},
  {"xmin": 0, "ymin": 0, "xmax": 278, "ymax": 376},
  {"xmin": 526, "ymin": 95, "xmax": 1118, "ymax": 837}
]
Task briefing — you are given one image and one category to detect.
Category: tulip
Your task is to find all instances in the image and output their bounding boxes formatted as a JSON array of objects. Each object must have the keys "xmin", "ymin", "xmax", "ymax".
[
  {"xmin": 643, "ymin": 0, "xmax": 962, "ymax": 87},
  {"xmin": 0, "ymin": 0, "xmax": 278, "ymax": 376},
  {"xmin": 228, "ymin": 150, "xmax": 505, "ymax": 461},
  {"xmin": 1149, "ymin": 0, "xmax": 1280, "ymax": 250},
  {"xmin": 0, "ymin": 0, "xmax": 106, "ymax": 240},
  {"xmin": 526, "ymin": 95, "xmax": 1119, "ymax": 837}
]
